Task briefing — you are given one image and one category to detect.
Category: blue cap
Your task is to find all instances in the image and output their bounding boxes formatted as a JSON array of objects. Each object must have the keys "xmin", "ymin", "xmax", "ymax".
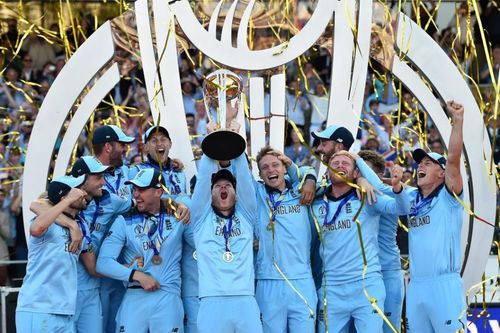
[
  {"xmin": 92, "ymin": 125, "xmax": 135, "ymax": 145},
  {"xmin": 143, "ymin": 125, "xmax": 171, "ymax": 143},
  {"xmin": 125, "ymin": 168, "xmax": 165, "ymax": 189},
  {"xmin": 71, "ymin": 156, "xmax": 112, "ymax": 177},
  {"xmin": 48, "ymin": 175, "xmax": 86, "ymax": 204},
  {"xmin": 412, "ymin": 148, "xmax": 447, "ymax": 170},
  {"xmin": 311, "ymin": 125, "xmax": 354, "ymax": 149}
]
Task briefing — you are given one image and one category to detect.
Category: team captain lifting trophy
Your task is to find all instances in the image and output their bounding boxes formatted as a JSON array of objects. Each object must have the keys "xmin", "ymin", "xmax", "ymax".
[{"xmin": 201, "ymin": 69, "xmax": 247, "ymax": 160}]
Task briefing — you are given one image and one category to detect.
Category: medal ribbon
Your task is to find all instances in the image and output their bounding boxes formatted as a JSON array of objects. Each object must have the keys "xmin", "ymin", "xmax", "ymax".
[
  {"xmin": 222, "ymin": 216, "xmax": 233, "ymax": 252},
  {"xmin": 323, "ymin": 191, "xmax": 356, "ymax": 226},
  {"xmin": 148, "ymin": 162, "xmax": 182, "ymax": 195},
  {"xmin": 266, "ymin": 191, "xmax": 286, "ymax": 237},
  {"xmin": 144, "ymin": 212, "xmax": 165, "ymax": 256},
  {"xmin": 76, "ymin": 215, "xmax": 93, "ymax": 247},
  {"xmin": 104, "ymin": 173, "xmax": 122, "ymax": 195},
  {"xmin": 409, "ymin": 193, "xmax": 433, "ymax": 217}
]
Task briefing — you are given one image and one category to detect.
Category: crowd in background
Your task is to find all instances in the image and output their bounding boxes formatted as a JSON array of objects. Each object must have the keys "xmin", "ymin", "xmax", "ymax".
[{"xmin": 0, "ymin": 1, "xmax": 499, "ymax": 287}]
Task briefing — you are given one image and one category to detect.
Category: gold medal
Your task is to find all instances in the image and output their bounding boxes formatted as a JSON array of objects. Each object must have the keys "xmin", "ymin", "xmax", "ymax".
[
  {"xmin": 222, "ymin": 251, "xmax": 234, "ymax": 263},
  {"xmin": 152, "ymin": 254, "xmax": 162, "ymax": 265},
  {"xmin": 87, "ymin": 243, "xmax": 94, "ymax": 253},
  {"xmin": 192, "ymin": 250, "xmax": 197, "ymax": 261}
]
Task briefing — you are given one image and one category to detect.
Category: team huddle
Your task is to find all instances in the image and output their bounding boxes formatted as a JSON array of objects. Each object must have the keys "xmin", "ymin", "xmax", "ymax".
[{"xmin": 15, "ymin": 100, "xmax": 466, "ymax": 333}]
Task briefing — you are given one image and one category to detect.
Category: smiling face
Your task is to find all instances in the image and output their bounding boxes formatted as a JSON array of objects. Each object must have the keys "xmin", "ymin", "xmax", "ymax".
[
  {"xmin": 416, "ymin": 156, "xmax": 445, "ymax": 189},
  {"xmin": 211, "ymin": 179, "xmax": 236, "ymax": 213},
  {"xmin": 81, "ymin": 174, "xmax": 105, "ymax": 199},
  {"xmin": 145, "ymin": 132, "xmax": 172, "ymax": 164},
  {"xmin": 328, "ymin": 154, "xmax": 358, "ymax": 185},
  {"xmin": 133, "ymin": 186, "xmax": 162, "ymax": 213},
  {"xmin": 258, "ymin": 154, "xmax": 286, "ymax": 191}
]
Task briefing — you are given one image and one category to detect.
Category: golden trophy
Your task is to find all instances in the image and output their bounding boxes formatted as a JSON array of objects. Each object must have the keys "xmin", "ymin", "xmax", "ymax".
[{"xmin": 201, "ymin": 69, "xmax": 246, "ymax": 160}]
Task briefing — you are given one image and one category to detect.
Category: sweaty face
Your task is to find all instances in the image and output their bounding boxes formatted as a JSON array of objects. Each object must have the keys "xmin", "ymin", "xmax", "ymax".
[
  {"xmin": 82, "ymin": 174, "xmax": 105, "ymax": 199},
  {"xmin": 328, "ymin": 155, "xmax": 357, "ymax": 185},
  {"xmin": 211, "ymin": 180, "xmax": 236, "ymax": 213},
  {"xmin": 133, "ymin": 187, "xmax": 162, "ymax": 213},
  {"xmin": 109, "ymin": 142, "xmax": 127, "ymax": 167},
  {"xmin": 258, "ymin": 154, "xmax": 286, "ymax": 190},
  {"xmin": 146, "ymin": 132, "xmax": 171, "ymax": 164},
  {"xmin": 416, "ymin": 157, "xmax": 445, "ymax": 188}
]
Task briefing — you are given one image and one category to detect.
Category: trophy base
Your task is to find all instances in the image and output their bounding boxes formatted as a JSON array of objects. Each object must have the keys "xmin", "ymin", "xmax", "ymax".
[{"xmin": 202, "ymin": 130, "xmax": 246, "ymax": 161}]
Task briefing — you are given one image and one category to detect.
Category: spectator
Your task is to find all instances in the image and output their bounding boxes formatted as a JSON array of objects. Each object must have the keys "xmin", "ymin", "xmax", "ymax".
[
  {"xmin": 284, "ymin": 126, "xmax": 310, "ymax": 166},
  {"xmin": 285, "ymin": 80, "xmax": 309, "ymax": 127},
  {"xmin": 181, "ymin": 76, "xmax": 203, "ymax": 115}
]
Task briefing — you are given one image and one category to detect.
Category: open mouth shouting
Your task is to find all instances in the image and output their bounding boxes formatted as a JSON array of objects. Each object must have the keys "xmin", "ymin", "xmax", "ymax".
[
  {"xmin": 417, "ymin": 171, "xmax": 426, "ymax": 179},
  {"xmin": 220, "ymin": 190, "xmax": 229, "ymax": 200}
]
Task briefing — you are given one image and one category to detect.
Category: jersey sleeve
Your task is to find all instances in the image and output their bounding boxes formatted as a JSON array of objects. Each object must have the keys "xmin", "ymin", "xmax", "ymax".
[
  {"xmin": 374, "ymin": 188, "xmax": 411, "ymax": 216},
  {"xmin": 96, "ymin": 216, "xmax": 131, "ymax": 282},
  {"xmin": 233, "ymin": 153, "xmax": 257, "ymax": 222},
  {"xmin": 190, "ymin": 154, "xmax": 218, "ymax": 229},
  {"xmin": 356, "ymin": 158, "xmax": 385, "ymax": 193}
]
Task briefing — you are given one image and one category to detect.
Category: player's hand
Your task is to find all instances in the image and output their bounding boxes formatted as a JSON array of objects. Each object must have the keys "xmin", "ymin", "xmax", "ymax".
[
  {"xmin": 207, "ymin": 121, "xmax": 218, "ymax": 134},
  {"xmin": 171, "ymin": 158, "xmax": 184, "ymax": 171},
  {"xmin": 175, "ymin": 202, "xmax": 190, "ymax": 224},
  {"xmin": 300, "ymin": 179, "xmax": 316, "ymax": 205},
  {"xmin": 63, "ymin": 188, "xmax": 87, "ymax": 205},
  {"xmin": 228, "ymin": 119, "xmax": 241, "ymax": 133},
  {"xmin": 446, "ymin": 100, "xmax": 464, "ymax": 122},
  {"xmin": 270, "ymin": 150, "xmax": 292, "ymax": 168},
  {"xmin": 390, "ymin": 165, "xmax": 404, "ymax": 193},
  {"xmin": 356, "ymin": 177, "xmax": 380, "ymax": 205},
  {"xmin": 133, "ymin": 271, "xmax": 160, "ymax": 291},
  {"xmin": 68, "ymin": 222, "xmax": 83, "ymax": 253}
]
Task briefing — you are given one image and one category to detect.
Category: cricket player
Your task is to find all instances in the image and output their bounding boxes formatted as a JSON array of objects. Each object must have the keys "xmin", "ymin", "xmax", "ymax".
[
  {"xmin": 97, "ymin": 168, "xmax": 188, "ymax": 332},
  {"xmin": 404, "ymin": 101, "xmax": 467, "ymax": 332},
  {"xmin": 310, "ymin": 151, "xmax": 410, "ymax": 333},
  {"xmin": 357, "ymin": 150, "xmax": 405, "ymax": 332},
  {"xmin": 191, "ymin": 148, "xmax": 262, "ymax": 333},
  {"xmin": 129, "ymin": 125, "xmax": 189, "ymax": 204},
  {"xmin": 253, "ymin": 147, "xmax": 317, "ymax": 333},
  {"xmin": 16, "ymin": 175, "xmax": 88, "ymax": 333},
  {"xmin": 92, "ymin": 124, "xmax": 135, "ymax": 332}
]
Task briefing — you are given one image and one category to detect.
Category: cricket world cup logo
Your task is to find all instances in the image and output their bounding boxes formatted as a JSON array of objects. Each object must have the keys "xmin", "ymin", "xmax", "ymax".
[{"xmin": 22, "ymin": 0, "xmax": 496, "ymax": 293}]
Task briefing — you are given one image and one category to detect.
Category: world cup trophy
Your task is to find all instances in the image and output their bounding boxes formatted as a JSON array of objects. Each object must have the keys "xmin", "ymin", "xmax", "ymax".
[{"xmin": 201, "ymin": 69, "xmax": 247, "ymax": 160}]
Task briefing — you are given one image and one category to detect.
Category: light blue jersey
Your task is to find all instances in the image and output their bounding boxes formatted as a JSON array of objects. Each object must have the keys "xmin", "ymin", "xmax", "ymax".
[
  {"xmin": 356, "ymin": 159, "xmax": 402, "ymax": 271},
  {"xmin": 406, "ymin": 184, "xmax": 464, "ymax": 279},
  {"xmin": 104, "ymin": 165, "xmax": 133, "ymax": 204},
  {"xmin": 97, "ymin": 206, "xmax": 187, "ymax": 332},
  {"xmin": 96, "ymin": 207, "xmax": 187, "ymax": 292},
  {"xmin": 182, "ymin": 222, "xmax": 199, "ymax": 332},
  {"xmin": 311, "ymin": 188, "xmax": 409, "ymax": 285},
  {"xmin": 355, "ymin": 158, "xmax": 405, "ymax": 332},
  {"xmin": 129, "ymin": 156, "xmax": 190, "ymax": 204},
  {"xmin": 191, "ymin": 153, "xmax": 257, "ymax": 298},
  {"xmin": 17, "ymin": 219, "xmax": 79, "ymax": 315},
  {"xmin": 254, "ymin": 180, "xmax": 312, "ymax": 280},
  {"xmin": 101, "ymin": 165, "xmax": 133, "ymax": 333}
]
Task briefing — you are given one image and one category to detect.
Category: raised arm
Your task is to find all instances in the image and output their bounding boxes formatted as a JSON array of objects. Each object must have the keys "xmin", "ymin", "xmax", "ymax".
[
  {"xmin": 30, "ymin": 197, "xmax": 83, "ymax": 252},
  {"xmin": 232, "ymin": 152, "xmax": 257, "ymax": 219},
  {"xmin": 191, "ymin": 154, "xmax": 218, "ymax": 226},
  {"xmin": 444, "ymin": 101, "xmax": 464, "ymax": 195},
  {"xmin": 30, "ymin": 188, "xmax": 86, "ymax": 237}
]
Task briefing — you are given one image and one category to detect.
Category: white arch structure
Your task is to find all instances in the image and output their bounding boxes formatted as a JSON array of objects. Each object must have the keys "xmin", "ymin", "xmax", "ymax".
[{"xmin": 22, "ymin": 0, "xmax": 496, "ymax": 293}]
